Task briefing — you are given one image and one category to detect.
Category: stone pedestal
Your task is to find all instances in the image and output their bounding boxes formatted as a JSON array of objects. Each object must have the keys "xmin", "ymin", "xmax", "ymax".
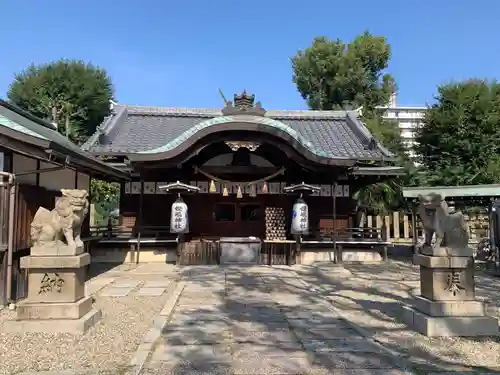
[
  {"xmin": 5, "ymin": 250, "xmax": 101, "ymax": 334},
  {"xmin": 401, "ymin": 253, "xmax": 498, "ymax": 337}
]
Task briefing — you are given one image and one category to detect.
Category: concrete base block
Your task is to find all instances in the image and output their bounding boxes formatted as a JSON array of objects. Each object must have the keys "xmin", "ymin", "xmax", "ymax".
[
  {"xmin": 4, "ymin": 308, "xmax": 102, "ymax": 334},
  {"xmin": 420, "ymin": 245, "xmax": 473, "ymax": 258},
  {"xmin": 419, "ymin": 263, "xmax": 476, "ymax": 301},
  {"xmin": 401, "ymin": 304, "xmax": 499, "ymax": 337},
  {"xmin": 26, "ymin": 268, "xmax": 86, "ymax": 303},
  {"xmin": 21, "ymin": 253, "xmax": 90, "ymax": 269},
  {"xmin": 413, "ymin": 295, "xmax": 487, "ymax": 317},
  {"xmin": 16, "ymin": 296, "xmax": 93, "ymax": 320},
  {"xmin": 342, "ymin": 251, "xmax": 382, "ymax": 263},
  {"xmin": 30, "ymin": 244, "xmax": 85, "ymax": 257}
]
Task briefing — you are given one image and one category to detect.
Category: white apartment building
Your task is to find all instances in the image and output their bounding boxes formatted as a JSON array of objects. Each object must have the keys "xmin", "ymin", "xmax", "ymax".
[{"xmin": 377, "ymin": 93, "xmax": 426, "ymax": 157}]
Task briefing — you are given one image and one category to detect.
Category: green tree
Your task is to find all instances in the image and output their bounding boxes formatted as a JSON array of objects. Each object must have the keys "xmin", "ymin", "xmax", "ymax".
[
  {"xmin": 415, "ymin": 79, "xmax": 500, "ymax": 186},
  {"xmin": 7, "ymin": 59, "xmax": 119, "ymax": 211},
  {"xmin": 291, "ymin": 32, "xmax": 407, "ymax": 214},
  {"xmin": 91, "ymin": 180, "xmax": 120, "ymax": 226},
  {"xmin": 7, "ymin": 59, "xmax": 114, "ymax": 142},
  {"xmin": 292, "ymin": 32, "xmax": 395, "ymax": 112}
]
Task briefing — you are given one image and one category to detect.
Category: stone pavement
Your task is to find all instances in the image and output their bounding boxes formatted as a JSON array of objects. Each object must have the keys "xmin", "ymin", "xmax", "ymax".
[
  {"xmin": 99, "ymin": 279, "xmax": 174, "ymax": 297},
  {"xmin": 133, "ymin": 266, "xmax": 413, "ymax": 374}
]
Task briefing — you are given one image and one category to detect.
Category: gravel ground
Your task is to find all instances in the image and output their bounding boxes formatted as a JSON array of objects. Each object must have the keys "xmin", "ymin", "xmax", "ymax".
[
  {"xmin": 0, "ymin": 281, "xmax": 174, "ymax": 375},
  {"xmin": 3, "ymin": 260, "xmax": 500, "ymax": 374},
  {"xmin": 312, "ymin": 260, "xmax": 500, "ymax": 373}
]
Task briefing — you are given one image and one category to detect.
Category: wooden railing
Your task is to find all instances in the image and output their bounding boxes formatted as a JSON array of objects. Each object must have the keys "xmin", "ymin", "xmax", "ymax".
[
  {"xmin": 334, "ymin": 227, "xmax": 387, "ymax": 241},
  {"xmin": 178, "ymin": 238, "xmax": 220, "ymax": 266},
  {"xmin": 88, "ymin": 224, "xmax": 174, "ymax": 240},
  {"xmin": 88, "ymin": 211, "xmax": 490, "ymax": 246},
  {"xmin": 357, "ymin": 212, "xmax": 489, "ymax": 244}
]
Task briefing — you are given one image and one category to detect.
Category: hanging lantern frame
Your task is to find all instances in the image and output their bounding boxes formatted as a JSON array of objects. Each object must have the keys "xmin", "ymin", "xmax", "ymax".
[
  {"xmin": 158, "ymin": 180, "xmax": 201, "ymax": 195},
  {"xmin": 283, "ymin": 182, "xmax": 321, "ymax": 196}
]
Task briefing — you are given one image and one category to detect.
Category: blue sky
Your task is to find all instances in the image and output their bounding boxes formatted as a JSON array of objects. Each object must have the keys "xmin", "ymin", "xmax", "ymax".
[{"xmin": 1, "ymin": 0, "xmax": 499, "ymax": 110}]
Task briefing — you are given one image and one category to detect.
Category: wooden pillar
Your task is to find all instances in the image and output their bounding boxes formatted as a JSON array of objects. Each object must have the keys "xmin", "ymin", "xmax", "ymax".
[
  {"xmin": 294, "ymin": 236, "xmax": 300, "ymax": 266},
  {"xmin": 332, "ymin": 182, "xmax": 338, "ymax": 263},
  {"xmin": 337, "ymin": 244, "xmax": 343, "ymax": 264},
  {"xmin": 136, "ymin": 179, "xmax": 144, "ymax": 264},
  {"xmin": 393, "ymin": 212, "xmax": 400, "ymax": 241},
  {"xmin": 403, "ymin": 214, "xmax": 410, "ymax": 240},
  {"xmin": 107, "ymin": 218, "xmax": 112, "ymax": 239},
  {"xmin": 267, "ymin": 242, "xmax": 272, "ymax": 266},
  {"xmin": 384, "ymin": 215, "xmax": 391, "ymax": 241},
  {"xmin": 176, "ymin": 233, "xmax": 184, "ymax": 266}
]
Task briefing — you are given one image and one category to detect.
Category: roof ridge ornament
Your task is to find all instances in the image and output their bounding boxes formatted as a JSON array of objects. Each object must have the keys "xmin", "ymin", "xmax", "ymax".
[
  {"xmin": 221, "ymin": 89, "xmax": 266, "ymax": 117},
  {"xmin": 234, "ymin": 89, "xmax": 254, "ymax": 108}
]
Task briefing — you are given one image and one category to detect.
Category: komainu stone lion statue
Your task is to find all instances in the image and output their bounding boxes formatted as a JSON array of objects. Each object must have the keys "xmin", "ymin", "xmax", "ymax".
[
  {"xmin": 417, "ymin": 193, "xmax": 471, "ymax": 256},
  {"xmin": 30, "ymin": 189, "xmax": 89, "ymax": 251}
]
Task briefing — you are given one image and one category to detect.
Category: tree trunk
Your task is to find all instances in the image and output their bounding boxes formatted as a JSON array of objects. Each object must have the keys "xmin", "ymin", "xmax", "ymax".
[{"xmin": 65, "ymin": 115, "xmax": 70, "ymax": 137}]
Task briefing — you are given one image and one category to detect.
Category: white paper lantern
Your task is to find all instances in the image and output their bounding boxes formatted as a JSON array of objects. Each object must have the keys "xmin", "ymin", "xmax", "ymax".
[
  {"xmin": 170, "ymin": 197, "xmax": 189, "ymax": 234},
  {"xmin": 291, "ymin": 197, "xmax": 309, "ymax": 235}
]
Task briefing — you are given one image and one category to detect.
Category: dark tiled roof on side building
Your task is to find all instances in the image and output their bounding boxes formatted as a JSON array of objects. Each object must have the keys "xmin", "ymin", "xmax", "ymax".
[{"xmin": 0, "ymin": 99, "xmax": 129, "ymax": 181}]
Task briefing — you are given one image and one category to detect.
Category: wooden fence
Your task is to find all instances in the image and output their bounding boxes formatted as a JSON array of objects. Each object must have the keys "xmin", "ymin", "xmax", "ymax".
[{"xmin": 359, "ymin": 212, "xmax": 489, "ymax": 245}]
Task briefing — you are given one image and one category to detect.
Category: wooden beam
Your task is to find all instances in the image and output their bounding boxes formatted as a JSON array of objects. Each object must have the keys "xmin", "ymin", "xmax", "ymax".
[
  {"xmin": 0, "ymin": 123, "xmax": 50, "ymax": 148},
  {"xmin": 0, "ymin": 134, "xmax": 51, "ymax": 161},
  {"xmin": 197, "ymin": 166, "xmax": 281, "ymax": 176}
]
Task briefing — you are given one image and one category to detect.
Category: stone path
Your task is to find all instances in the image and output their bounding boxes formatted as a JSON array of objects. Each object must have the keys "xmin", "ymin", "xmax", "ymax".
[
  {"xmin": 135, "ymin": 266, "xmax": 412, "ymax": 374},
  {"xmin": 98, "ymin": 278, "xmax": 175, "ymax": 297}
]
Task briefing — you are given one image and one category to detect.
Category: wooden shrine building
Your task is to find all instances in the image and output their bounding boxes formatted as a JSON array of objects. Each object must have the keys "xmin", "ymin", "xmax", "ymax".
[
  {"xmin": 84, "ymin": 91, "xmax": 403, "ymax": 265},
  {"xmin": 0, "ymin": 100, "xmax": 128, "ymax": 305}
]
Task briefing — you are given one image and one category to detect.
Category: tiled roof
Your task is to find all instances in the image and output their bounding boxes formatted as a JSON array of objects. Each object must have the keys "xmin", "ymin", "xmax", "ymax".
[
  {"xmin": 0, "ymin": 100, "xmax": 129, "ymax": 181},
  {"xmin": 82, "ymin": 104, "xmax": 393, "ymax": 161},
  {"xmin": 0, "ymin": 114, "xmax": 49, "ymax": 140}
]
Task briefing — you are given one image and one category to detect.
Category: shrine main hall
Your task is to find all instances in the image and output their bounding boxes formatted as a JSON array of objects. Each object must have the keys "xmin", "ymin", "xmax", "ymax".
[{"xmin": 83, "ymin": 91, "xmax": 402, "ymax": 265}]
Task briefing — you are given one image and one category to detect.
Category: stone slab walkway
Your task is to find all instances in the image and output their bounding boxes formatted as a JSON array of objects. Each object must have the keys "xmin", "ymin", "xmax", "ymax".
[
  {"xmin": 134, "ymin": 266, "xmax": 413, "ymax": 374},
  {"xmin": 11, "ymin": 261, "xmax": 500, "ymax": 374},
  {"xmin": 97, "ymin": 278, "xmax": 175, "ymax": 297}
]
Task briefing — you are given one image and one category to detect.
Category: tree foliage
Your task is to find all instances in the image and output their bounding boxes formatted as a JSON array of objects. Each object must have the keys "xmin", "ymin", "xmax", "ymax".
[
  {"xmin": 415, "ymin": 79, "xmax": 500, "ymax": 186},
  {"xmin": 7, "ymin": 59, "xmax": 118, "ymax": 208},
  {"xmin": 7, "ymin": 59, "xmax": 114, "ymax": 143},
  {"xmin": 352, "ymin": 179, "xmax": 400, "ymax": 213},
  {"xmin": 291, "ymin": 31, "xmax": 395, "ymax": 112},
  {"xmin": 291, "ymin": 32, "xmax": 408, "ymax": 213},
  {"xmin": 91, "ymin": 180, "xmax": 120, "ymax": 225}
]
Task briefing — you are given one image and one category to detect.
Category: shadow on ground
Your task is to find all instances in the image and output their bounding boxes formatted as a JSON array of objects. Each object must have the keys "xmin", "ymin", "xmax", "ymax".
[
  {"xmin": 304, "ymin": 260, "xmax": 500, "ymax": 374},
  {"xmin": 140, "ymin": 265, "xmax": 402, "ymax": 374},
  {"xmin": 142, "ymin": 260, "xmax": 500, "ymax": 374}
]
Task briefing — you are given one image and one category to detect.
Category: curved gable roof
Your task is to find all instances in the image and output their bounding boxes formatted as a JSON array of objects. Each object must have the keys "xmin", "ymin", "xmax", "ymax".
[{"xmin": 83, "ymin": 103, "xmax": 394, "ymax": 163}]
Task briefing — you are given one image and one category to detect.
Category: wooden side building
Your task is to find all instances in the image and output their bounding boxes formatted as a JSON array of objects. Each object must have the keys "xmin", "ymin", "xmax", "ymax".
[
  {"xmin": 0, "ymin": 99, "xmax": 128, "ymax": 305},
  {"xmin": 83, "ymin": 91, "xmax": 403, "ymax": 265}
]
